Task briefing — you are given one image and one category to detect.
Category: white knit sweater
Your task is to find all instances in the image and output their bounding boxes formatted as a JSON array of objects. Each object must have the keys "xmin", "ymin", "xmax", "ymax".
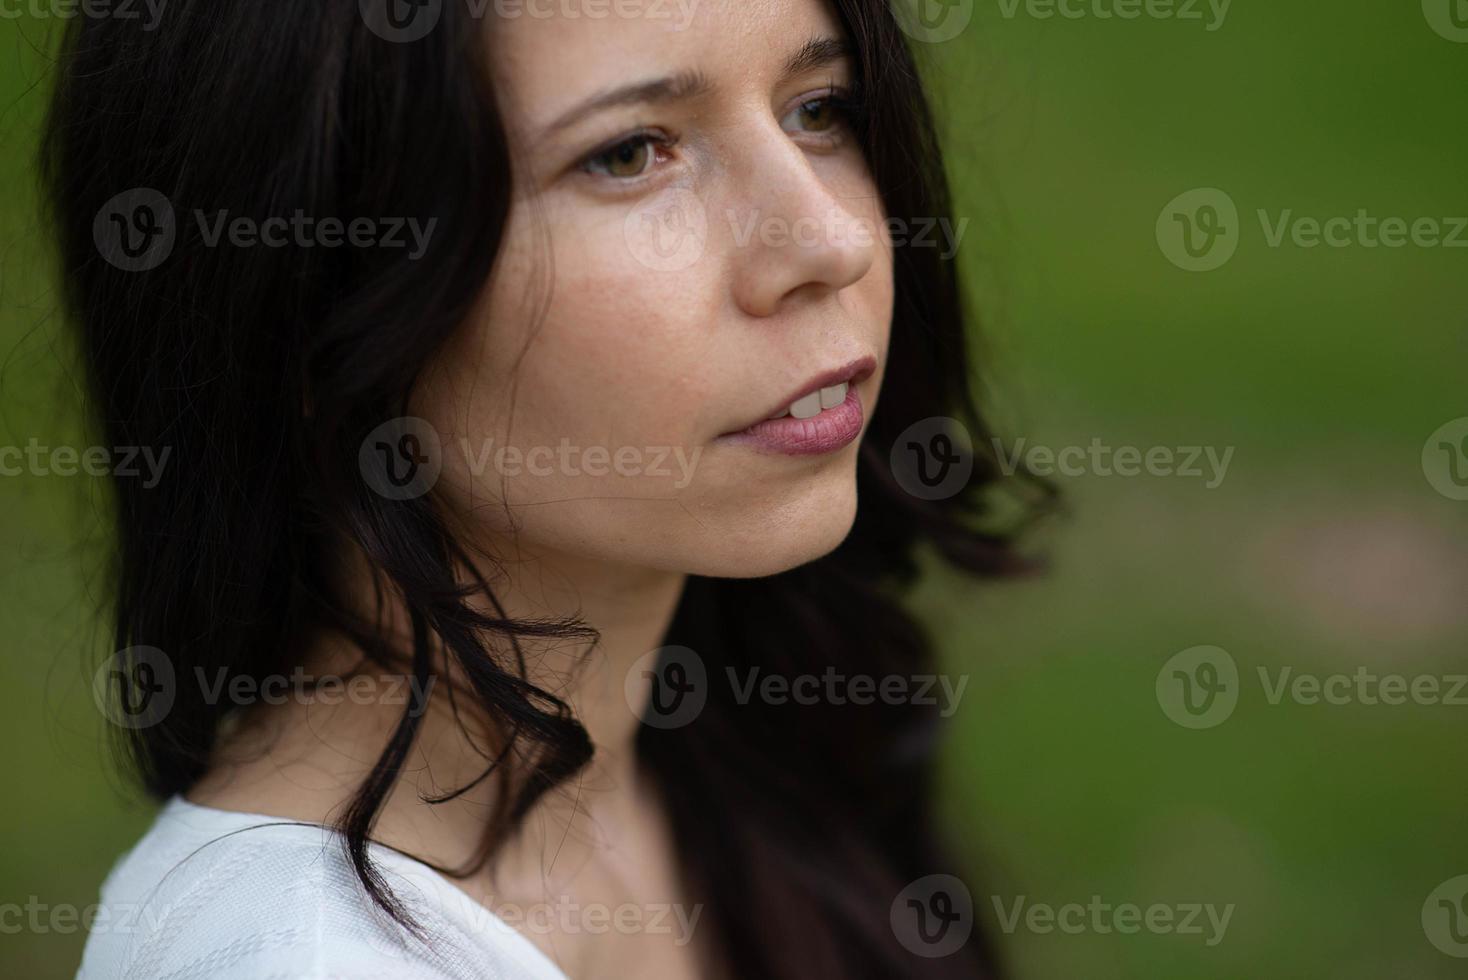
[{"xmin": 78, "ymin": 797, "xmax": 569, "ymax": 980}]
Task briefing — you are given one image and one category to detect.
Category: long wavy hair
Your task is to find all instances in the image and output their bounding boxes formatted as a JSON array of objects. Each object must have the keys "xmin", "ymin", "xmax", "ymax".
[{"xmin": 41, "ymin": 1, "xmax": 1047, "ymax": 977}]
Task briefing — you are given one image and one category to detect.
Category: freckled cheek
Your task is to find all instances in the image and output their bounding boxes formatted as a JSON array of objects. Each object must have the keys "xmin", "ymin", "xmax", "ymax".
[
  {"xmin": 513, "ymin": 244, "xmax": 727, "ymax": 448},
  {"xmin": 855, "ymin": 244, "xmax": 896, "ymax": 410}
]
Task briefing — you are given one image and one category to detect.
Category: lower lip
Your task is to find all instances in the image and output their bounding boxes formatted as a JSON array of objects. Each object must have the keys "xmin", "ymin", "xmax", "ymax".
[{"xmin": 721, "ymin": 384, "xmax": 865, "ymax": 456}]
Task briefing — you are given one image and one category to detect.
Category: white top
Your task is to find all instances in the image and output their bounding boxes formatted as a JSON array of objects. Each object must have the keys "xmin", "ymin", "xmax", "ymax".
[{"xmin": 78, "ymin": 796, "xmax": 571, "ymax": 980}]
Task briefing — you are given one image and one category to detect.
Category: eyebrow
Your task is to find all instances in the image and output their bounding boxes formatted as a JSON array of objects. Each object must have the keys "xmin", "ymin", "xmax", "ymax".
[
  {"xmin": 781, "ymin": 36, "xmax": 854, "ymax": 80},
  {"xmin": 539, "ymin": 34, "xmax": 855, "ymax": 141}
]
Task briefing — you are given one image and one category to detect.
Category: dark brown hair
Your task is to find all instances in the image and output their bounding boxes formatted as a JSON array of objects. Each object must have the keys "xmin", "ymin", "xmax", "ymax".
[{"xmin": 41, "ymin": 1, "xmax": 1047, "ymax": 976}]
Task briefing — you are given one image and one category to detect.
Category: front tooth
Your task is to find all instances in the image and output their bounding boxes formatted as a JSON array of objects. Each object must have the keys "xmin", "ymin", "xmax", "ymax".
[
  {"xmin": 789, "ymin": 391, "xmax": 823, "ymax": 419},
  {"xmin": 767, "ymin": 407, "xmax": 790, "ymax": 420},
  {"xmin": 819, "ymin": 382, "xmax": 848, "ymax": 410}
]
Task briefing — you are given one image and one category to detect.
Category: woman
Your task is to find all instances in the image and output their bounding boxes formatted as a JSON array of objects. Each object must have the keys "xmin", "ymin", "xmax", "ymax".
[{"xmin": 46, "ymin": 1, "xmax": 1043, "ymax": 977}]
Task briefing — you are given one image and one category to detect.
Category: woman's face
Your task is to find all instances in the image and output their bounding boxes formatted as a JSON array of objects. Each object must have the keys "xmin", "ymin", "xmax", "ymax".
[{"xmin": 420, "ymin": 0, "xmax": 893, "ymax": 579}]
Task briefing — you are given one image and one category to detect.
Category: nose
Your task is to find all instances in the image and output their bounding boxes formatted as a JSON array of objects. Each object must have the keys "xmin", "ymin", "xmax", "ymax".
[{"xmin": 725, "ymin": 123, "xmax": 879, "ymax": 319}]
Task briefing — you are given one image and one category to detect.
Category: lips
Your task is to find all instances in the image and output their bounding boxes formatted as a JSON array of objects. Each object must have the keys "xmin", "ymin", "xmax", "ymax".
[
  {"xmin": 769, "ymin": 380, "xmax": 851, "ymax": 420},
  {"xmin": 721, "ymin": 355, "xmax": 877, "ymax": 456},
  {"xmin": 755, "ymin": 356, "xmax": 877, "ymax": 426}
]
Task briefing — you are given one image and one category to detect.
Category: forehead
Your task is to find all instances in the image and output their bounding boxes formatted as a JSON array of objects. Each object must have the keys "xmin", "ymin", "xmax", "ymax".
[{"xmin": 485, "ymin": 0, "xmax": 846, "ymax": 130}]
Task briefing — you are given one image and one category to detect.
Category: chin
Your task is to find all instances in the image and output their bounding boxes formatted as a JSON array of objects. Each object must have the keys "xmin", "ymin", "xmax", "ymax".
[{"xmin": 686, "ymin": 466, "xmax": 861, "ymax": 579}]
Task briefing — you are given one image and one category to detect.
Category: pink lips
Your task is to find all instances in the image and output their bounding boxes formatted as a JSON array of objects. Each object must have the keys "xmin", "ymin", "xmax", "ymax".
[{"xmin": 721, "ymin": 355, "xmax": 876, "ymax": 456}]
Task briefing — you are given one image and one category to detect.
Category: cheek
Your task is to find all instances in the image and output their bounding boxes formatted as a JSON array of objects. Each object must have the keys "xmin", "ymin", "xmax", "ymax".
[
  {"xmin": 508, "ymin": 200, "xmax": 727, "ymax": 447},
  {"xmin": 417, "ymin": 195, "xmax": 726, "ymax": 521}
]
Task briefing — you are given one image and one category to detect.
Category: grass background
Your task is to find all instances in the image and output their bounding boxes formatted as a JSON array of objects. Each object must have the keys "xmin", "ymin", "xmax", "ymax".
[{"xmin": 2, "ymin": 2, "xmax": 1466, "ymax": 976}]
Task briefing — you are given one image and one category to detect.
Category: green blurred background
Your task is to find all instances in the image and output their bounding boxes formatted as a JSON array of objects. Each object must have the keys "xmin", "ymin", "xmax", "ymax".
[{"xmin": 2, "ymin": 2, "xmax": 1465, "ymax": 976}]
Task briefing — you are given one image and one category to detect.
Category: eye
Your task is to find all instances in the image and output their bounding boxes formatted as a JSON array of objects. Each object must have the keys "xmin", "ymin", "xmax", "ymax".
[
  {"xmin": 780, "ymin": 92, "xmax": 860, "ymax": 138},
  {"xmin": 580, "ymin": 133, "xmax": 670, "ymax": 180},
  {"xmin": 784, "ymin": 98, "xmax": 840, "ymax": 134}
]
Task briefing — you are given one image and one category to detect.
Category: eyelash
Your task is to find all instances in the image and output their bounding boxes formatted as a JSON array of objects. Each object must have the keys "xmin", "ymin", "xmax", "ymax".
[{"xmin": 577, "ymin": 88, "xmax": 865, "ymax": 182}]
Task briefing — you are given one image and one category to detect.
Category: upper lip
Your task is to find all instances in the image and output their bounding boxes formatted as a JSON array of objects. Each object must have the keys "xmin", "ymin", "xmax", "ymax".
[{"xmin": 731, "ymin": 354, "xmax": 878, "ymax": 432}]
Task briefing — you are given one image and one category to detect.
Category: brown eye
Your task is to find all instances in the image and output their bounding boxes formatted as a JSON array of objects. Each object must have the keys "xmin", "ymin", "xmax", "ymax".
[
  {"xmin": 793, "ymin": 99, "xmax": 836, "ymax": 133},
  {"xmin": 584, "ymin": 136, "xmax": 656, "ymax": 179}
]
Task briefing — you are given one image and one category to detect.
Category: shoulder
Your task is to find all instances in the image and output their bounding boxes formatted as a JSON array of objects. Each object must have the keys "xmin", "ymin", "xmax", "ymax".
[{"xmin": 77, "ymin": 797, "xmax": 560, "ymax": 980}]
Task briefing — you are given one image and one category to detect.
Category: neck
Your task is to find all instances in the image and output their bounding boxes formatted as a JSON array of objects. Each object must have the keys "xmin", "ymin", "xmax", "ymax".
[
  {"xmin": 474, "ymin": 544, "xmax": 688, "ymax": 793},
  {"xmin": 194, "ymin": 538, "xmax": 688, "ymax": 883}
]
